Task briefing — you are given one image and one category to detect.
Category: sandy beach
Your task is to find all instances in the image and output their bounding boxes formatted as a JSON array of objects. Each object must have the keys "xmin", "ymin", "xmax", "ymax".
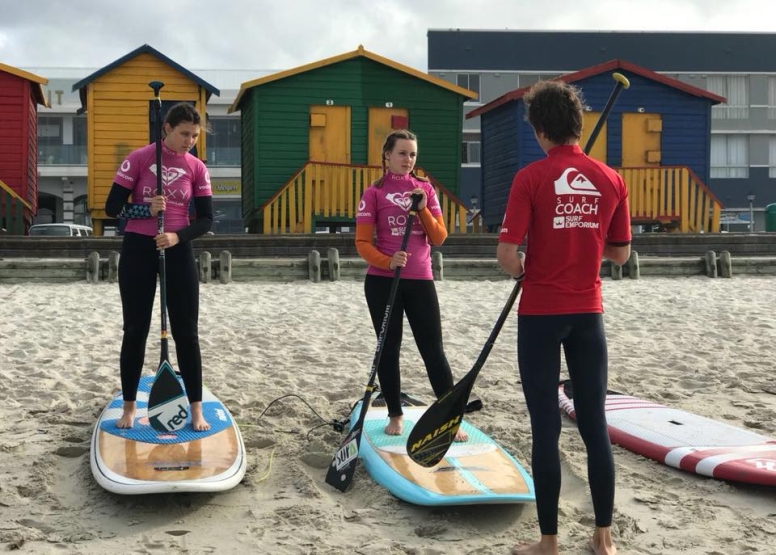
[{"xmin": 1, "ymin": 276, "xmax": 775, "ymax": 554}]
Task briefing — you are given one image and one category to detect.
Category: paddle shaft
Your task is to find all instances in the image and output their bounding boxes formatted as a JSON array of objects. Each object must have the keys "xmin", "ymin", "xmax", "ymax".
[
  {"xmin": 149, "ymin": 81, "xmax": 169, "ymax": 363},
  {"xmin": 325, "ymin": 193, "xmax": 422, "ymax": 492},
  {"xmin": 407, "ymin": 71, "xmax": 631, "ymax": 467},
  {"xmin": 583, "ymin": 72, "xmax": 630, "ymax": 155}
]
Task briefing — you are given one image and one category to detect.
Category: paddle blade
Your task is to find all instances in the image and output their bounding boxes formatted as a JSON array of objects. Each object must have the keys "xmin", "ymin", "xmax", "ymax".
[
  {"xmin": 147, "ymin": 360, "xmax": 189, "ymax": 433},
  {"xmin": 406, "ymin": 378, "xmax": 475, "ymax": 467},
  {"xmin": 325, "ymin": 427, "xmax": 362, "ymax": 492}
]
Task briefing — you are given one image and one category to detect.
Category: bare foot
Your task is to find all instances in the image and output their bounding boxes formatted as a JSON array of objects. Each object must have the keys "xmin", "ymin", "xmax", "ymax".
[
  {"xmin": 116, "ymin": 401, "xmax": 136, "ymax": 429},
  {"xmin": 454, "ymin": 427, "xmax": 469, "ymax": 442},
  {"xmin": 589, "ymin": 527, "xmax": 616, "ymax": 555},
  {"xmin": 511, "ymin": 536, "xmax": 558, "ymax": 555},
  {"xmin": 190, "ymin": 402, "xmax": 210, "ymax": 432},
  {"xmin": 384, "ymin": 415, "xmax": 403, "ymax": 435}
]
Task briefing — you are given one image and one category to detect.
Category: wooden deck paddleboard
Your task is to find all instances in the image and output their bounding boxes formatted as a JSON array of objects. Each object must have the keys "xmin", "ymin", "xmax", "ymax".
[
  {"xmin": 353, "ymin": 397, "xmax": 535, "ymax": 505},
  {"xmin": 91, "ymin": 375, "xmax": 246, "ymax": 494}
]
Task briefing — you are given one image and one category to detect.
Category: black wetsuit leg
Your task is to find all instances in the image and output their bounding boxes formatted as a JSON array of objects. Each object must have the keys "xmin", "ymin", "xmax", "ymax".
[
  {"xmin": 517, "ymin": 313, "xmax": 613, "ymax": 535},
  {"xmin": 401, "ymin": 279, "xmax": 455, "ymax": 399},
  {"xmin": 164, "ymin": 240, "xmax": 203, "ymax": 403},
  {"xmin": 364, "ymin": 274, "xmax": 405, "ymax": 417},
  {"xmin": 118, "ymin": 232, "xmax": 157, "ymax": 402}
]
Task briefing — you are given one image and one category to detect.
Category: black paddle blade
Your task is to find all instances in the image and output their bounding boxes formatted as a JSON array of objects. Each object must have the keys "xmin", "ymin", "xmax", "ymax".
[
  {"xmin": 325, "ymin": 427, "xmax": 361, "ymax": 492},
  {"xmin": 406, "ymin": 378, "xmax": 475, "ymax": 467},
  {"xmin": 147, "ymin": 360, "xmax": 188, "ymax": 433}
]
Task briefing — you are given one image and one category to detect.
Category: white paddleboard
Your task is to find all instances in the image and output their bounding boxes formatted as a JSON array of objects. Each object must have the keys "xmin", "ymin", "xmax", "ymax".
[
  {"xmin": 558, "ymin": 381, "xmax": 776, "ymax": 486},
  {"xmin": 91, "ymin": 375, "xmax": 246, "ymax": 494}
]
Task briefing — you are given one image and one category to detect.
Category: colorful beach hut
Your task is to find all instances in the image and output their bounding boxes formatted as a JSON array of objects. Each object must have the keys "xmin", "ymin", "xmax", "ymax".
[
  {"xmin": 468, "ymin": 60, "xmax": 725, "ymax": 233},
  {"xmin": 0, "ymin": 63, "xmax": 49, "ymax": 234},
  {"xmin": 72, "ymin": 44, "xmax": 219, "ymax": 235},
  {"xmin": 229, "ymin": 45, "xmax": 477, "ymax": 233}
]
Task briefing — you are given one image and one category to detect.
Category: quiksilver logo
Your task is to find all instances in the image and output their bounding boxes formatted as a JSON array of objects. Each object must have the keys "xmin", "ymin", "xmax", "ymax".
[{"xmin": 554, "ymin": 168, "xmax": 600, "ymax": 197}]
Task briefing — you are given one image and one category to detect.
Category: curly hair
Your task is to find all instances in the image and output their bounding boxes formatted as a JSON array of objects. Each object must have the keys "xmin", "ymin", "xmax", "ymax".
[{"xmin": 524, "ymin": 80, "xmax": 585, "ymax": 145}]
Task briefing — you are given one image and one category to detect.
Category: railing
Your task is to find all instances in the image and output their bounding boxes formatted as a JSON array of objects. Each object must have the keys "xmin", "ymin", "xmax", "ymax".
[
  {"xmin": 617, "ymin": 166, "xmax": 722, "ymax": 233},
  {"xmin": 205, "ymin": 147, "xmax": 241, "ymax": 167},
  {"xmin": 37, "ymin": 145, "xmax": 87, "ymax": 166},
  {"xmin": 261, "ymin": 162, "xmax": 482, "ymax": 234},
  {"xmin": 0, "ymin": 180, "xmax": 32, "ymax": 235}
]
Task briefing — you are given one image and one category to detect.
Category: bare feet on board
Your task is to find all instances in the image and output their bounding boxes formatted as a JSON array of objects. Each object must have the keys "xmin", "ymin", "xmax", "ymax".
[
  {"xmin": 116, "ymin": 401, "xmax": 136, "ymax": 429},
  {"xmin": 384, "ymin": 415, "xmax": 403, "ymax": 435},
  {"xmin": 190, "ymin": 402, "xmax": 211, "ymax": 431}
]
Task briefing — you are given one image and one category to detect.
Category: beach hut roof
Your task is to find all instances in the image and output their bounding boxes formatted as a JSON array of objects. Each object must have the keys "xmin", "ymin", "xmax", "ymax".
[
  {"xmin": 467, "ymin": 59, "xmax": 726, "ymax": 119},
  {"xmin": 0, "ymin": 63, "xmax": 49, "ymax": 107},
  {"xmin": 228, "ymin": 44, "xmax": 478, "ymax": 113},
  {"xmin": 71, "ymin": 44, "xmax": 220, "ymax": 106}
]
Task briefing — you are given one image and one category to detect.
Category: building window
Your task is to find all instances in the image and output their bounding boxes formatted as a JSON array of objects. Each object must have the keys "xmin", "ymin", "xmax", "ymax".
[
  {"xmin": 74, "ymin": 195, "xmax": 92, "ymax": 227},
  {"xmin": 769, "ymin": 137, "xmax": 776, "ymax": 178},
  {"xmin": 707, "ymin": 75, "xmax": 749, "ymax": 119},
  {"xmin": 207, "ymin": 117, "xmax": 241, "ymax": 166},
  {"xmin": 457, "ymin": 73, "xmax": 480, "ymax": 101},
  {"xmin": 38, "ymin": 116, "xmax": 64, "ymax": 165},
  {"xmin": 37, "ymin": 116, "xmax": 62, "ymax": 140},
  {"xmin": 710, "ymin": 135, "xmax": 748, "ymax": 178},
  {"xmin": 461, "ymin": 141, "xmax": 481, "ymax": 164},
  {"xmin": 461, "ymin": 132, "xmax": 481, "ymax": 165},
  {"xmin": 768, "ymin": 77, "xmax": 776, "ymax": 119}
]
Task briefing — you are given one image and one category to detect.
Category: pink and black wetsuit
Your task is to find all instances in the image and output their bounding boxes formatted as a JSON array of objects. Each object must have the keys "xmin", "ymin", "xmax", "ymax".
[{"xmin": 105, "ymin": 143, "xmax": 213, "ymax": 405}]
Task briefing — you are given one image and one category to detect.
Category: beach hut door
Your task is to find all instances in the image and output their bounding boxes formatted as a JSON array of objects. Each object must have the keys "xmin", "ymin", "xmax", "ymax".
[
  {"xmin": 621, "ymin": 113, "xmax": 662, "ymax": 167},
  {"xmin": 367, "ymin": 107, "xmax": 409, "ymax": 166},
  {"xmin": 309, "ymin": 106, "xmax": 351, "ymax": 163}
]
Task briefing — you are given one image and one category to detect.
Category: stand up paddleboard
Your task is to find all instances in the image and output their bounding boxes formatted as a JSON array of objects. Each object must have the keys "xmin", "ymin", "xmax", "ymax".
[
  {"xmin": 558, "ymin": 380, "xmax": 776, "ymax": 486},
  {"xmin": 91, "ymin": 375, "xmax": 246, "ymax": 494},
  {"xmin": 353, "ymin": 394, "xmax": 535, "ymax": 505}
]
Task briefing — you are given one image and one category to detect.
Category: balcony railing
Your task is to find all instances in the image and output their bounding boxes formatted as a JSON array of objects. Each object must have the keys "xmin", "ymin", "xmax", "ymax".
[
  {"xmin": 37, "ymin": 145, "xmax": 87, "ymax": 165},
  {"xmin": 206, "ymin": 147, "xmax": 241, "ymax": 166}
]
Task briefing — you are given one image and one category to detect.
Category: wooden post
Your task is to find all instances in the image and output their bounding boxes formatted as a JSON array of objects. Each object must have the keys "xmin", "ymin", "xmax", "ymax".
[
  {"xmin": 87, "ymin": 251, "xmax": 100, "ymax": 284},
  {"xmin": 610, "ymin": 262, "xmax": 623, "ymax": 280},
  {"xmin": 719, "ymin": 250, "xmax": 733, "ymax": 278},
  {"xmin": 108, "ymin": 251, "xmax": 120, "ymax": 283},
  {"xmin": 200, "ymin": 251, "xmax": 212, "ymax": 283},
  {"xmin": 219, "ymin": 251, "xmax": 232, "ymax": 284},
  {"xmin": 432, "ymin": 251, "xmax": 444, "ymax": 281},
  {"xmin": 309, "ymin": 250, "xmax": 321, "ymax": 283},
  {"xmin": 704, "ymin": 250, "xmax": 718, "ymax": 278},
  {"xmin": 327, "ymin": 248, "xmax": 340, "ymax": 281},
  {"xmin": 627, "ymin": 250, "xmax": 640, "ymax": 279}
]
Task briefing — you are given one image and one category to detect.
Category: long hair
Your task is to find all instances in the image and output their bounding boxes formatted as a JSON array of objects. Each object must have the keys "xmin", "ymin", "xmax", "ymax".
[{"xmin": 373, "ymin": 129, "xmax": 429, "ymax": 188}]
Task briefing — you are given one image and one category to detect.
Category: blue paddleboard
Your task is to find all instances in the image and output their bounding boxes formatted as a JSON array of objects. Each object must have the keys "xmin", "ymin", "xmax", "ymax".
[{"xmin": 353, "ymin": 398, "xmax": 535, "ymax": 506}]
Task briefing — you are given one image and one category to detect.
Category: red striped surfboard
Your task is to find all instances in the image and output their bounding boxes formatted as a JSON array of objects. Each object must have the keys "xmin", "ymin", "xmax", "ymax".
[{"xmin": 558, "ymin": 381, "xmax": 776, "ymax": 486}]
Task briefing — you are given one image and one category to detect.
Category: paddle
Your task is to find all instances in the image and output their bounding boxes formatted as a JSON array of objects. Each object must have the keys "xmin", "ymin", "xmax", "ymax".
[
  {"xmin": 146, "ymin": 80, "xmax": 189, "ymax": 433},
  {"xmin": 406, "ymin": 71, "xmax": 631, "ymax": 467},
  {"xmin": 325, "ymin": 192, "xmax": 423, "ymax": 492}
]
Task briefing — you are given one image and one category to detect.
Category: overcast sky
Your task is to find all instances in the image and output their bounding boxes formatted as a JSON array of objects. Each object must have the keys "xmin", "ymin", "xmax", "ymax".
[{"xmin": 2, "ymin": 0, "xmax": 776, "ymax": 73}]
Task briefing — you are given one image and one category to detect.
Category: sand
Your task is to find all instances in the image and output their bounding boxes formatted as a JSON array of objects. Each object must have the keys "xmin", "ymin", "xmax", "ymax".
[{"xmin": 0, "ymin": 276, "xmax": 774, "ymax": 554}]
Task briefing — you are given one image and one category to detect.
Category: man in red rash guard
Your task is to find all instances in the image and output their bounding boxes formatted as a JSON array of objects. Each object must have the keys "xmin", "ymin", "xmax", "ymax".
[{"xmin": 497, "ymin": 80, "xmax": 631, "ymax": 555}]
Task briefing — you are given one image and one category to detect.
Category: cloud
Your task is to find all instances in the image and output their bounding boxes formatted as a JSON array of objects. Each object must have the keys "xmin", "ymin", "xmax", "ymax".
[{"xmin": 1, "ymin": 0, "xmax": 775, "ymax": 72}]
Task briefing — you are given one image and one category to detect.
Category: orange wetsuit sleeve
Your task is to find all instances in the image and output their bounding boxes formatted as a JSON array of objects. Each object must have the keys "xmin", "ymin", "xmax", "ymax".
[
  {"xmin": 355, "ymin": 222, "xmax": 392, "ymax": 271},
  {"xmin": 418, "ymin": 208, "xmax": 448, "ymax": 246}
]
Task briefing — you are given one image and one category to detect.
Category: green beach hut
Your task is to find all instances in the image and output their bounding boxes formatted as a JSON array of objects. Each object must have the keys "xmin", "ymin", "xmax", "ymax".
[{"xmin": 228, "ymin": 45, "xmax": 477, "ymax": 233}]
